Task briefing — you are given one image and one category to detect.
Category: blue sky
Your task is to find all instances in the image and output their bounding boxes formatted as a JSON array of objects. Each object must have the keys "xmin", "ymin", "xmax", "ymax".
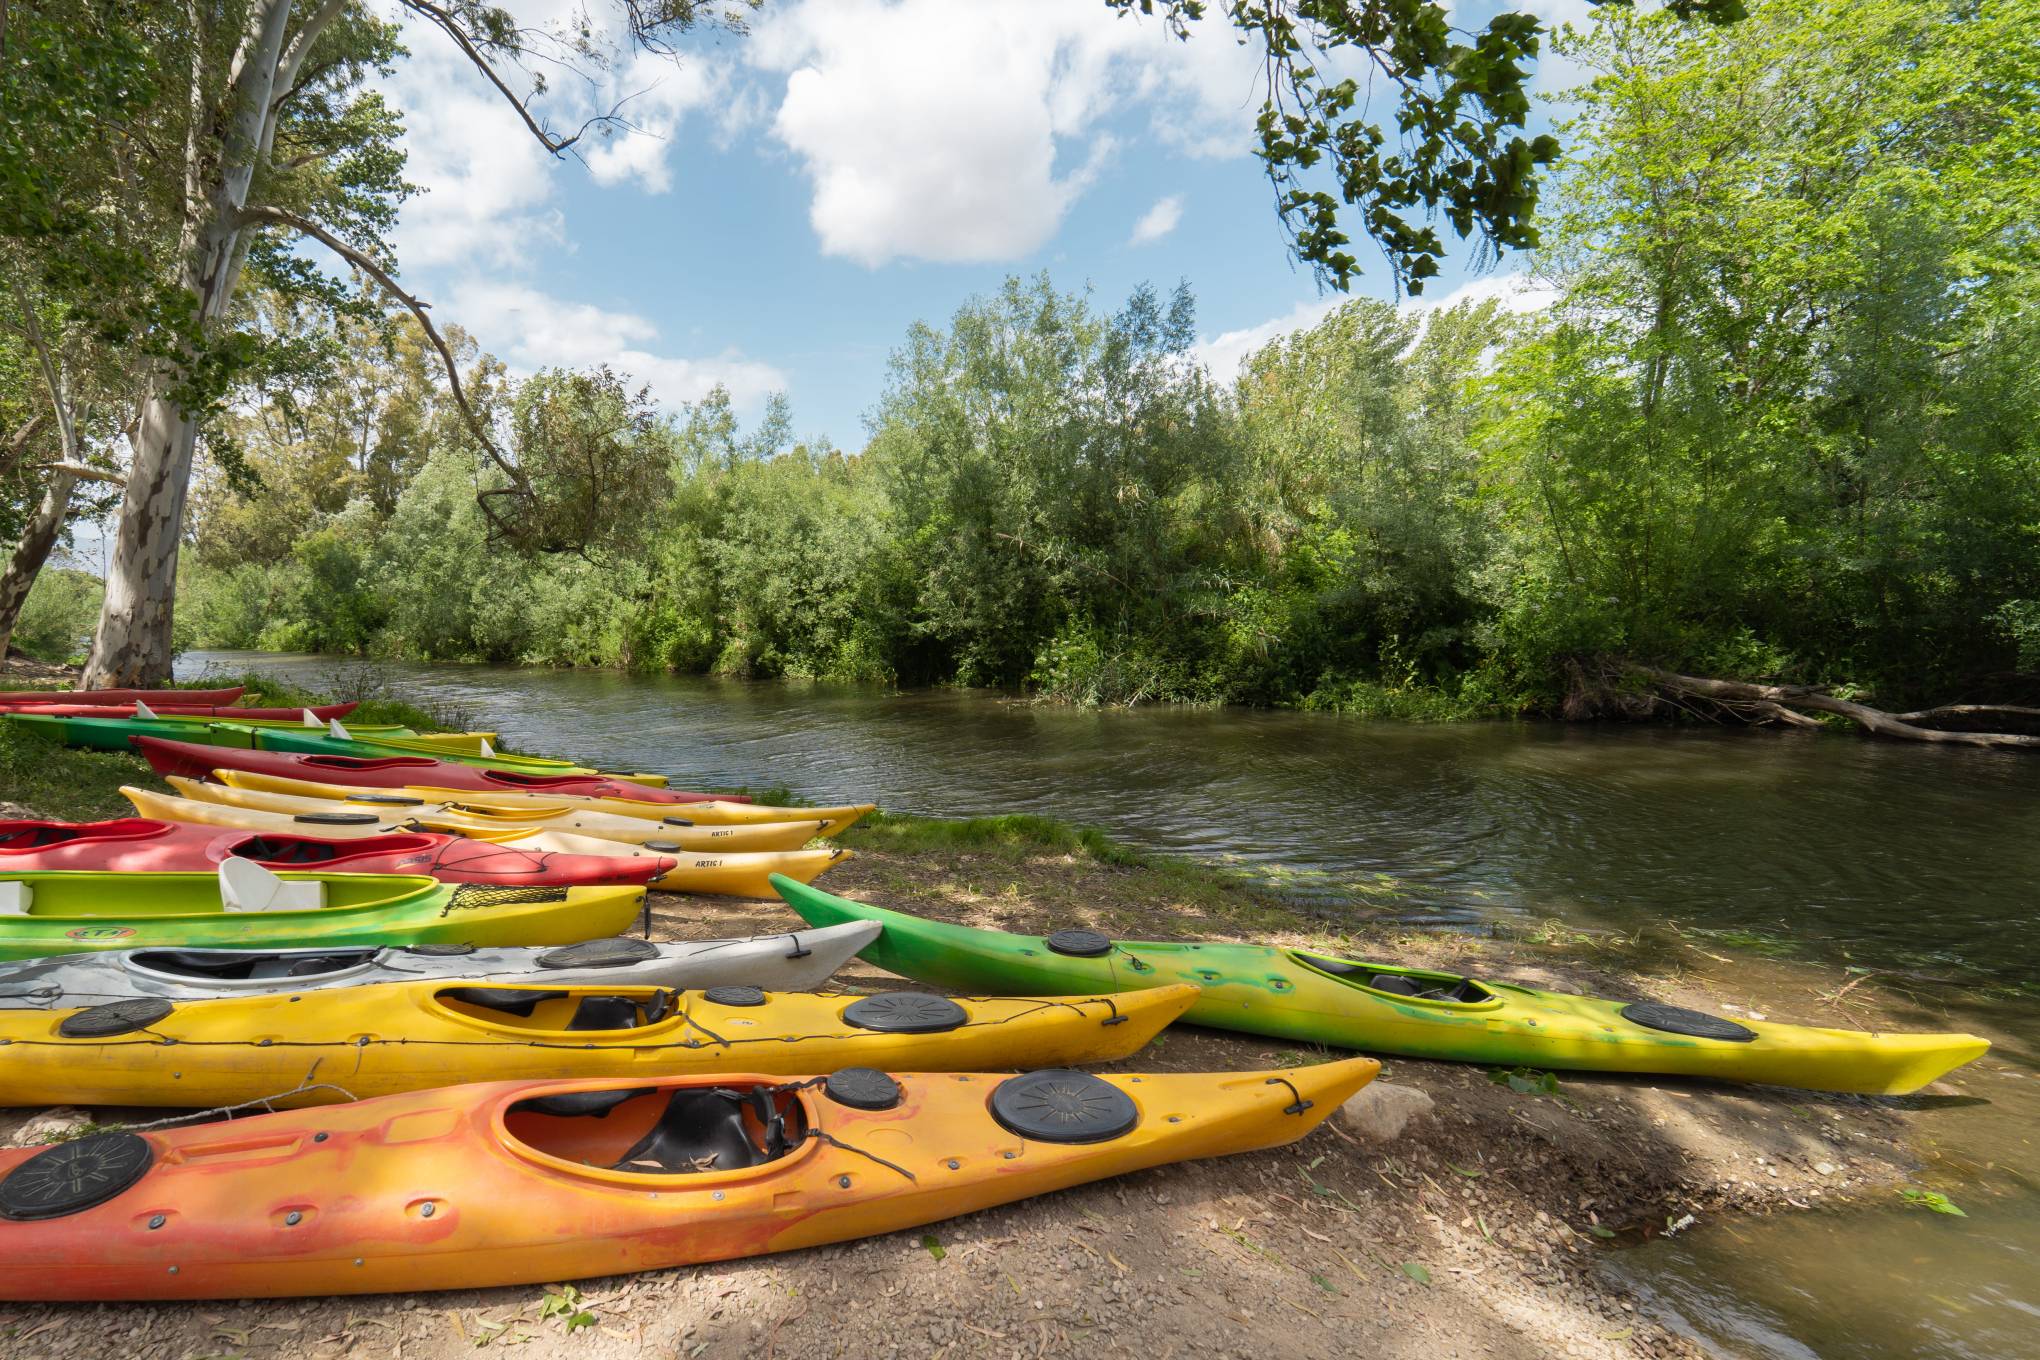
[{"xmin": 370, "ymin": 0, "xmax": 1586, "ymax": 454}]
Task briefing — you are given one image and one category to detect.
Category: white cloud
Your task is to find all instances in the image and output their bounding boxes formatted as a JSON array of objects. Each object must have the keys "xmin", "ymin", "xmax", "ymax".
[
  {"xmin": 1130, "ymin": 195, "xmax": 1183, "ymax": 246},
  {"xmin": 446, "ymin": 280, "xmax": 788, "ymax": 412},
  {"xmin": 583, "ymin": 56, "xmax": 721, "ymax": 193},
  {"xmin": 1191, "ymin": 298, "xmax": 1343, "ymax": 381},
  {"xmin": 752, "ymin": 0, "xmax": 1264, "ymax": 267},
  {"xmin": 1192, "ymin": 271, "xmax": 1558, "ymax": 379}
]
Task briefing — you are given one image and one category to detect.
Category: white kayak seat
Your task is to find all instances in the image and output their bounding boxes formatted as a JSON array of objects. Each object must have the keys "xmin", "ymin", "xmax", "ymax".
[
  {"xmin": 480, "ymin": 737, "xmax": 496, "ymax": 757},
  {"xmin": 219, "ymin": 858, "xmax": 325, "ymax": 913},
  {"xmin": 328, "ymin": 718, "xmax": 353, "ymax": 741},
  {"xmin": 133, "ymin": 699, "xmax": 158, "ymax": 720},
  {"xmin": 0, "ymin": 882, "xmax": 30, "ymax": 916},
  {"xmin": 302, "ymin": 708, "xmax": 321, "ymax": 727}
]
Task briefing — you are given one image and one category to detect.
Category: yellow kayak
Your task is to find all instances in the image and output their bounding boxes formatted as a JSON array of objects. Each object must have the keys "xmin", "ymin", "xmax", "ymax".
[
  {"xmin": 141, "ymin": 778, "xmax": 835, "ymax": 852},
  {"xmin": 214, "ymin": 770, "xmax": 877, "ymax": 836},
  {"xmin": 0, "ymin": 983, "xmax": 1201, "ymax": 1107}
]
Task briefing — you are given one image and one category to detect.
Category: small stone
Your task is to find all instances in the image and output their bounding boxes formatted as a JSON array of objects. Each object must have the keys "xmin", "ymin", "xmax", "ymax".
[
  {"xmin": 1337, "ymin": 1082, "xmax": 1435, "ymax": 1142},
  {"xmin": 8, "ymin": 1107, "xmax": 90, "ymax": 1147},
  {"xmin": 1815, "ymin": 1162, "xmax": 1836, "ymax": 1176}
]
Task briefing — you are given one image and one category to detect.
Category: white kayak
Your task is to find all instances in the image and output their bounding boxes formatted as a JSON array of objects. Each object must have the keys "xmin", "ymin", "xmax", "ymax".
[{"xmin": 0, "ymin": 922, "xmax": 881, "ymax": 1008}]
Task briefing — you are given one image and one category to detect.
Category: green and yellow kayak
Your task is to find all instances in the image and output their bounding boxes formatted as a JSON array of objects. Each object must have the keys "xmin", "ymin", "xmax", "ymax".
[
  {"xmin": 225, "ymin": 724, "xmax": 668, "ymax": 786},
  {"xmin": 772, "ymin": 878, "xmax": 1990, "ymax": 1096},
  {"xmin": 3, "ymin": 712, "xmax": 418, "ymax": 753},
  {"xmin": 0, "ymin": 871, "xmax": 642, "ymax": 961}
]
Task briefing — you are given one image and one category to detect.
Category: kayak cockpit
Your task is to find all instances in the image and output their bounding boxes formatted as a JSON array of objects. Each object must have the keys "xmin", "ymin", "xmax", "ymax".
[
  {"xmin": 505, "ymin": 1082, "xmax": 809, "ymax": 1176},
  {"xmin": 0, "ymin": 819, "xmax": 167, "ymax": 850},
  {"xmin": 436, "ymin": 985, "xmax": 684, "ymax": 1033},
  {"xmin": 126, "ymin": 947, "xmax": 382, "ymax": 983},
  {"xmin": 1292, "ymin": 952, "xmax": 1496, "ymax": 1006}
]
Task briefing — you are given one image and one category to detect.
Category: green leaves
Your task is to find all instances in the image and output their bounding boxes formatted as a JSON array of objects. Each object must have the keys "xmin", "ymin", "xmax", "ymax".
[
  {"xmin": 1898, "ymin": 1188, "xmax": 1967, "ymax": 1218},
  {"xmin": 1489, "ymin": 1066, "xmax": 1563, "ymax": 1096}
]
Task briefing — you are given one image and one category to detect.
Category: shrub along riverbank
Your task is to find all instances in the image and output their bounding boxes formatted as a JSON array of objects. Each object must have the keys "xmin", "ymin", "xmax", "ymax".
[{"xmin": 167, "ymin": 1, "xmax": 2040, "ymax": 719}]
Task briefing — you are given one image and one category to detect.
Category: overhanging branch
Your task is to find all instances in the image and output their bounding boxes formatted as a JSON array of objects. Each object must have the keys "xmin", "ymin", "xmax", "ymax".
[{"xmin": 235, "ymin": 205, "xmax": 531, "ymax": 540}]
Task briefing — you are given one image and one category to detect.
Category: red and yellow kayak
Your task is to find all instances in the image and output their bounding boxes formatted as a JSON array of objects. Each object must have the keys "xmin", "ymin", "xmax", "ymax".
[
  {"xmin": 0, "ymin": 1056, "xmax": 1376, "ymax": 1298},
  {"xmin": 0, "ymin": 817, "xmax": 674, "ymax": 888},
  {"xmin": 0, "ymin": 685, "xmax": 243, "ymax": 708},
  {"xmin": 132, "ymin": 736, "xmax": 733, "ymax": 805}
]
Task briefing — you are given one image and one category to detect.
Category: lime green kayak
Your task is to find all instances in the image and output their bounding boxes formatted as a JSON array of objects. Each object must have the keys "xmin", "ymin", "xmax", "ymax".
[
  {"xmin": 229, "ymin": 724, "xmax": 617, "ymax": 777},
  {"xmin": 771, "ymin": 877, "xmax": 1989, "ymax": 1096},
  {"xmin": 0, "ymin": 871, "xmax": 643, "ymax": 961},
  {"xmin": 2, "ymin": 712, "xmax": 415, "ymax": 753}
]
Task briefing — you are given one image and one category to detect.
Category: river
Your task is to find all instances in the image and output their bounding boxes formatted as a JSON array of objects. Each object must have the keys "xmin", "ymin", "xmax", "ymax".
[{"xmin": 178, "ymin": 651, "xmax": 2039, "ymax": 1358}]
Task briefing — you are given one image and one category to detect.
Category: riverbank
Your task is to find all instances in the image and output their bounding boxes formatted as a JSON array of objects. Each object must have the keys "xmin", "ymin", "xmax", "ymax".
[{"xmin": 0, "ymin": 733, "xmax": 2004, "ymax": 1359}]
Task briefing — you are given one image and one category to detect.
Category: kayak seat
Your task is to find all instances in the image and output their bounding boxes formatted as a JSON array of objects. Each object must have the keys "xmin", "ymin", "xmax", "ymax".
[
  {"xmin": 0, "ymin": 825, "xmax": 96, "ymax": 849},
  {"xmin": 610, "ymin": 1089, "xmax": 791, "ymax": 1175},
  {"xmin": 228, "ymin": 837, "xmax": 341, "ymax": 865},
  {"xmin": 135, "ymin": 949, "xmax": 377, "ymax": 980},
  {"xmin": 440, "ymin": 987, "xmax": 569, "ymax": 1018},
  {"xmin": 566, "ymin": 996, "xmax": 642, "ymax": 1031},
  {"xmin": 1299, "ymin": 954, "xmax": 1491, "ymax": 1003}
]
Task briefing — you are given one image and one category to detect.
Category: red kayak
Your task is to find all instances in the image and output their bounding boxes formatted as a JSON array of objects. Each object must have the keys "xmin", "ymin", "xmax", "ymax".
[
  {"xmin": 130, "ymin": 735, "xmax": 739, "ymax": 805},
  {"xmin": 0, "ymin": 685, "xmax": 244, "ymax": 707},
  {"xmin": 0, "ymin": 818, "xmax": 676, "ymax": 887},
  {"xmin": 0, "ymin": 701, "xmax": 357, "ymax": 720}
]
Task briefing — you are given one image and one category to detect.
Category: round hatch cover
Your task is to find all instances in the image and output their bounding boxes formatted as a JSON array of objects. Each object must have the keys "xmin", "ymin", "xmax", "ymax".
[
  {"xmin": 824, "ymin": 1068, "xmax": 902, "ymax": 1111},
  {"xmin": 703, "ymin": 985, "xmax": 767, "ymax": 1007},
  {"xmin": 58, "ymin": 997, "xmax": 174, "ymax": 1038},
  {"xmin": 842, "ymin": 992, "xmax": 968, "ymax": 1034},
  {"xmin": 990, "ymin": 1069, "xmax": 1139, "ymax": 1144},
  {"xmin": 292, "ymin": 811, "xmax": 381, "ymax": 826},
  {"xmin": 536, "ymin": 937, "xmax": 661, "ymax": 969},
  {"xmin": 1045, "ymin": 928, "xmax": 1113, "ymax": 958},
  {"xmin": 0, "ymin": 1131, "xmax": 153, "ymax": 1220},
  {"xmin": 401, "ymin": 942, "xmax": 476, "ymax": 956},
  {"xmin": 643, "ymin": 840, "xmax": 682, "ymax": 853},
  {"xmin": 1621, "ymin": 1002, "xmax": 1757, "ymax": 1043}
]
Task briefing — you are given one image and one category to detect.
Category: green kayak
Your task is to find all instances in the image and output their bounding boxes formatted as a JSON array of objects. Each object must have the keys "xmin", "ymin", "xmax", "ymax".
[
  {"xmin": 2, "ymin": 712, "xmax": 414, "ymax": 753},
  {"xmin": 0, "ymin": 871, "xmax": 640, "ymax": 961},
  {"xmin": 771, "ymin": 877, "xmax": 1990, "ymax": 1096},
  {"xmin": 230, "ymin": 723, "xmax": 601, "ymax": 775}
]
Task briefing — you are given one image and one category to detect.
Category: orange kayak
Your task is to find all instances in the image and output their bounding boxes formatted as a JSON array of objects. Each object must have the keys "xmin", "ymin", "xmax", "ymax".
[{"xmin": 0, "ymin": 1057, "xmax": 1377, "ymax": 1298}]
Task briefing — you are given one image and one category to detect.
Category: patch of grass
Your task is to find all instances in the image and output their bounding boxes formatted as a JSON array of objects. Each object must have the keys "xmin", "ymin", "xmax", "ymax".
[{"xmin": 0, "ymin": 721, "xmax": 150, "ymax": 820}]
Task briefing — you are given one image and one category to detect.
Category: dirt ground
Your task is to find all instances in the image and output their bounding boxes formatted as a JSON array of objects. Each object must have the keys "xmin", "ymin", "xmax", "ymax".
[{"xmin": 0, "ymin": 836, "xmax": 2000, "ymax": 1360}]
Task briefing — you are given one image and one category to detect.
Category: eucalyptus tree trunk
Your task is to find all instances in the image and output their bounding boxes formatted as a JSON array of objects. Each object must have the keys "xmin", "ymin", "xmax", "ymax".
[
  {"xmin": 0, "ymin": 468, "xmax": 84, "ymax": 659},
  {"xmin": 82, "ymin": 0, "xmax": 309, "ymax": 686}
]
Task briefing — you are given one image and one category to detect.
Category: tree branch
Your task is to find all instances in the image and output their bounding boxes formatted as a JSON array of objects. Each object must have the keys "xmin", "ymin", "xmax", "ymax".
[
  {"xmin": 234, "ymin": 206, "xmax": 533, "ymax": 533},
  {"xmin": 396, "ymin": 0, "xmax": 589, "ymax": 154}
]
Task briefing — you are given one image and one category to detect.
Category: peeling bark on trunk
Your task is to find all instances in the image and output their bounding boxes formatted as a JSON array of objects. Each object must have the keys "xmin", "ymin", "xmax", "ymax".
[
  {"xmin": 81, "ymin": 392, "xmax": 197, "ymax": 684},
  {"xmin": 82, "ymin": 0, "xmax": 297, "ymax": 687}
]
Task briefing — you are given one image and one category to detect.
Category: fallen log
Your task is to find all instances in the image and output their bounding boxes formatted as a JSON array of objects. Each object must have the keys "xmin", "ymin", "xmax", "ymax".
[{"xmin": 1617, "ymin": 663, "xmax": 2040, "ymax": 750}]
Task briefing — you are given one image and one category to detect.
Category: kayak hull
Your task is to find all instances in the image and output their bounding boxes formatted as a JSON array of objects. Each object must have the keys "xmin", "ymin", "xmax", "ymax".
[
  {"xmin": 774, "ymin": 878, "xmax": 1991, "ymax": 1097},
  {"xmin": 0, "ymin": 702, "xmax": 357, "ymax": 721},
  {"xmin": 4, "ymin": 713, "xmax": 413, "ymax": 753},
  {"xmin": 0, "ymin": 983, "xmax": 1201, "ymax": 1106},
  {"xmin": 0, "ymin": 685, "xmax": 243, "ymax": 707},
  {"xmin": 128, "ymin": 781, "xmax": 834, "ymax": 853},
  {"xmin": 0, "ymin": 817, "xmax": 672, "ymax": 887},
  {"xmin": 0, "ymin": 1057, "xmax": 1374, "ymax": 1299},
  {"xmin": 211, "ymin": 769, "xmax": 867, "ymax": 833},
  {"xmin": 0, "ymin": 922, "xmax": 882, "ymax": 1008},
  {"xmin": 0, "ymin": 872, "xmax": 643, "ymax": 962},
  {"xmin": 132, "ymin": 735, "xmax": 724, "ymax": 803}
]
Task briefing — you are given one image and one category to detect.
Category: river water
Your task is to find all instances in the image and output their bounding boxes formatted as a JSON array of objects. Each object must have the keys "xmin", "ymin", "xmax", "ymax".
[{"xmin": 179, "ymin": 652, "xmax": 2039, "ymax": 1357}]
